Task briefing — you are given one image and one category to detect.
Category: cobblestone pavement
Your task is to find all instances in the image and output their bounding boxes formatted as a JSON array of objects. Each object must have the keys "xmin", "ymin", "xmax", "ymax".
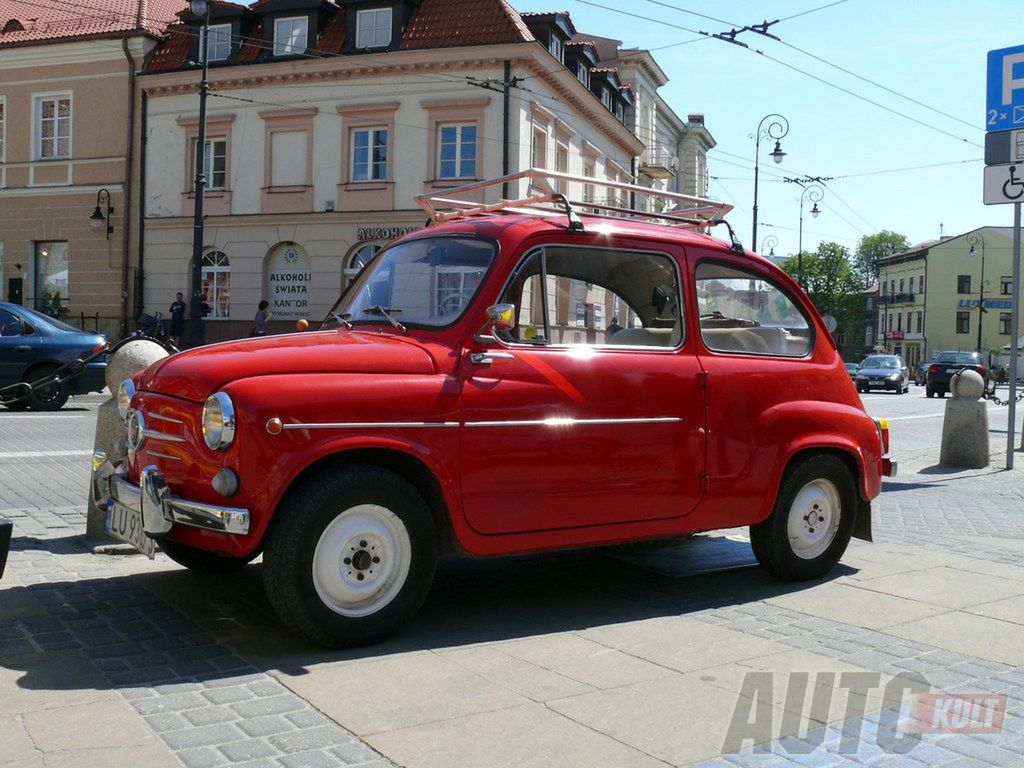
[{"xmin": 2, "ymin": 393, "xmax": 1024, "ymax": 767}]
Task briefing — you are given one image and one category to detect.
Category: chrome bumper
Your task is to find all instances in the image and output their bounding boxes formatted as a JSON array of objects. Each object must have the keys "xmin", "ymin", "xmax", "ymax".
[{"xmin": 94, "ymin": 452, "xmax": 250, "ymax": 537}]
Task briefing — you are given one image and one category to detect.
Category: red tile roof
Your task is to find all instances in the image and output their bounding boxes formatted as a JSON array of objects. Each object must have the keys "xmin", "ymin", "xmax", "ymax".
[
  {"xmin": 147, "ymin": 22, "xmax": 190, "ymax": 71},
  {"xmin": 237, "ymin": 20, "xmax": 263, "ymax": 62},
  {"xmin": 401, "ymin": 0, "xmax": 533, "ymax": 50},
  {"xmin": 313, "ymin": 12, "xmax": 344, "ymax": 54},
  {"xmin": 0, "ymin": 0, "xmax": 184, "ymax": 48}
]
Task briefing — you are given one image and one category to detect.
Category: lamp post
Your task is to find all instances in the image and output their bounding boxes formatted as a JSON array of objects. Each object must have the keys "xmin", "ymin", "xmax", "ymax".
[
  {"xmin": 967, "ymin": 232, "xmax": 987, "ymax": 357},
  {"xmin": 760, "ymin": 234, "xmax": 778, "ymax": 258},
  {"xmin": 188, "ymin": 0, "xmax": 211, "ymax": 347},
  {"xmin": 88, "ymin": 188, "xmax": 113, "ymax": 239},
  {"xmin": 797, "ymin": 183, "xmax": 824, "ymax": 288},
  {"xmin": 751, "ymin": 113, "xmax": 788, "ymax": 248}
]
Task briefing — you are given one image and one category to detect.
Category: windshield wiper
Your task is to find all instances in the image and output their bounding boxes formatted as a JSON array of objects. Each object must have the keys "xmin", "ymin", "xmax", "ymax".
[
  {"xmin": 363, "ymin": 305, "xmax": 407, "ymax": 333},
  {"xmin": 327, "ymin": 311, "xmax": 352, "ymax": 330}
]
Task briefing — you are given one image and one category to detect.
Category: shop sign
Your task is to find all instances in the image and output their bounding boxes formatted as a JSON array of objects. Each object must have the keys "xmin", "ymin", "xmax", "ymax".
[
  {"xmin": 357, "ymin": 226, "xmax": 421, "ymax": 241},
  {"xmin": 885, "ymin": 331, "xmax": 905, "ymax": 340},
  {"xmin": 267, "ymin": 245, "xmax": 311, "ymax": 319}
]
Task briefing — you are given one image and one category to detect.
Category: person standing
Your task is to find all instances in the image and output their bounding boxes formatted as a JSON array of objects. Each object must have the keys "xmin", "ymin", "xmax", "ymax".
[
  {"xmin": 252, "ymin": 300, "xmax": 271, "ymax": 337},
  {"xmin": 607, "ymin": 316, "xmax": 623, "ymax": 337},
  {"xmin": 169, "ymin": 292, "xmax": 186, "ymax": 345}
]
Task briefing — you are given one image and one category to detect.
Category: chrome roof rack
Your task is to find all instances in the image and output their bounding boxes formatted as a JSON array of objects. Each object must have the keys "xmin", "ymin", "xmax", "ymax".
[{"xmin": 414, "ymin": 169, "xmax": 735, "ymax": 234}]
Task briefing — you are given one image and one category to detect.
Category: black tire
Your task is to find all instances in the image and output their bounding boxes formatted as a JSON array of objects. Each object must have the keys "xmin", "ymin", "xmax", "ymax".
[
  {"xmin": 160, "ymin": 538, "xmax": 255, "ymax": 573},
  {"xmin": 926, "ymin": 386, "xmax": 934, "ymax": 398},
  {"xmin": 24, "ymin": 365, "xmax": 70, "ymax": 411},
  {"xmin": 750, "ymin": 454, "xmax": 857, "ymax": 581},
  {"xmin": 262, "ymin": 465, "xmax": 437, "ymax": 648},
  {"xmin": 3, "ymin": 398, "xmax": 30, "ymax": 411}
]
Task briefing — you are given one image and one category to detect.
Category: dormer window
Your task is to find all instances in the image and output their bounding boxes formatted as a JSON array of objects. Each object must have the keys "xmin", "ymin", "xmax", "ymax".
[
  {"xmin": 356, "ymin": 8, "xmax": 392, "ymax": 48},
  {"xmin": 206, "ymin": 23, "xmax": 232, "ymax": 62},
  {"xmin": 549, "ymin": 36, "xmax": 563, "ymax": 63},
  {"xmin": 274, "ymin": 16, "xmax": 308, "ymax": 56},
  {"xmin": 577, "ymin": 61, "xmax": 589, "ymax": 87},
  {"xmin": 600, "ymin": 87, "xmax": 612, "ymax": 110}
]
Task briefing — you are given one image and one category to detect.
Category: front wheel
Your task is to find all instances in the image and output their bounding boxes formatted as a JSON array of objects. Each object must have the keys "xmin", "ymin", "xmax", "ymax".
[
  {"xmin": 262, "ymin": 466, "xmax": 437, "ymax": 648},
  {"xmin": 750, "ymin": 454, "xmax": 856, "ymax": 581}
]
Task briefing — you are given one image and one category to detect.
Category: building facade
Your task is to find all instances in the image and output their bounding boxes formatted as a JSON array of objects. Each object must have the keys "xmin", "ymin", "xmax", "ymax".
[
  {"xmin": 876, "ymin": 227, "xmax": 1019, "ymax": 365},
  {"xmin": 0, "ymin": 0, "xmax": 180, "ymax": 337},
  {"xmin": 139, "ymin": 0, "xmax": 713, "ymax": 340}
]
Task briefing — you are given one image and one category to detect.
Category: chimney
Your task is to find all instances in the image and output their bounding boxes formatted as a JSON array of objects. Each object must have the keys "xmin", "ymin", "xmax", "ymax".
[{"xmin": 687, "ymin": 113, "xmax": 705, "ymax": 125}]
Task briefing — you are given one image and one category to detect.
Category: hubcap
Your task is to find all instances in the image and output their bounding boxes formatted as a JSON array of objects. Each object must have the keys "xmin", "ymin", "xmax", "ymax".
[
  {"xmin": 786, "ymin": 479, "xmax": 841, "ymax": 560},
  {"xmin": 312, "ymin": 504, "xmax": 411, "ymax": 618}
]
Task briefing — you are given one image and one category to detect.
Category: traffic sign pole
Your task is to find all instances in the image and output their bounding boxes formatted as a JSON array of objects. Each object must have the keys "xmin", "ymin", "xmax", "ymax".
[{"xmin": 1009, "ymin": 202, "xmax": 1021, "ymax": 469}]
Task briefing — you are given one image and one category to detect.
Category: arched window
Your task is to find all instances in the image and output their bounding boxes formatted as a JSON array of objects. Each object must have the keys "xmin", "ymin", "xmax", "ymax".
[
  {"xmin": 343, "ymin": 242, "xmax": 381, "ymax": 283},
  {"xmin": 201, "ymin": 250, "xmax": 230, "ymax": 318}
]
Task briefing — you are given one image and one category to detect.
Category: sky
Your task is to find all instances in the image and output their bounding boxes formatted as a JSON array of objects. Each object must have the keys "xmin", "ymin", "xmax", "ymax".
[{"xmin": 513, "ymin": 0, "xmax": 1018, "ymax": 259}]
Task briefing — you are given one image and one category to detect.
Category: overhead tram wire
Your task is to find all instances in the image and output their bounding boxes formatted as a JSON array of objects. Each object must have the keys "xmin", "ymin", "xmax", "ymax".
[{"xmin": 778, "ymin": 0, "xmax": 853, "ymax": 23}]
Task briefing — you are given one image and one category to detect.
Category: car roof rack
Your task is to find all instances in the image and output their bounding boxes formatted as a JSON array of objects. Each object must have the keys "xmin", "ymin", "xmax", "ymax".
[{"xmin": 414, "ymin": 168, "xmax": 735, "ymax": 235}]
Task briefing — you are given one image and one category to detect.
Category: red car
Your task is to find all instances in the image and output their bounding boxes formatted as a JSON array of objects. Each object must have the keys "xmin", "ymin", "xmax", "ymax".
[{"xmin": 99, "ymin": 172, "xmax": 895, "ymax": 647}]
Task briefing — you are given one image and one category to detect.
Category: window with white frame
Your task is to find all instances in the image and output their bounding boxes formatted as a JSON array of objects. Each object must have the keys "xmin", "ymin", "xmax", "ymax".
[
  {"xmin": 351, "ymin": 127, "xmax": 388, "ymax": 181},
  {"xmin": 273, "ymin": 16, "xmax": 307, "ymax": 55},
  {"xmin": 206, "ymin": 23, "xmax": 232, "ymax": 61},
  {"xmin": 555, "ymin": 143, "xmax": 568, "ymax": 193},
  {"xmin": 36, "ymin": 95, "xmax": 71, "ymax": 159},
  {"xmin": 356, "ymin": 8, "xmax": 392, "ymax": 48},
  {"xmin": 600, "ymin": 87, "xmax": 612, "ymax": 110},
  {"xmin": 577, "ymin": 61, "xmax": 589, "ymax": 87},
  {"xmin": 532, "ymin": 128, "xmax": 546, "ymax": 169},
  {"xmin": 200, "ymin": 250, "xmax": 230, "ymax": 318},
  {"xmin": 195, "ymin": 138, "xmax": 227, "ymax": 189},
  {"xmin": 437, "ymin": 124, "xmax": 476, "ymax": 179},
  {"xmin": 549, "ymin": 36, "xmax": 563, "ymax": 62}
]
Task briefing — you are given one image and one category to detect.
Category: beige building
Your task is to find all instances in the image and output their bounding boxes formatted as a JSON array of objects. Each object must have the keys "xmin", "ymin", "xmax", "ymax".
[
  {"xmin": 139, "ymin": 0, "xmax": 713, "ymax": 341},
  {"xmin": 0, "ymin": 0, "xmax": 181, "ymax": 337},
  {"xmin": 877, "ymin": 227, "xmax": 1020, "ymax": 365}
]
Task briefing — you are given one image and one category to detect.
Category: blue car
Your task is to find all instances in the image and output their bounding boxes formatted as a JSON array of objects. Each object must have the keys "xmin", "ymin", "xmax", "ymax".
[{"xmin": 0, "ymin": 301, "xmax": 107, "ymax": 410}]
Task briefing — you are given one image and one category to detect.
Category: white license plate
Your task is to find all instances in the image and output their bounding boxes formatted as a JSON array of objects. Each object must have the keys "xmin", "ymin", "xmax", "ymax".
[
  {"xmin": 870, "ymin": 379, "xmax": 883, "ymax": 384},
  {"xmin": 105, "ymin": 501, "xmax": 157, "ymax": 559},
  {"xmin": 946, "ymin": 368, "xmax": 959, "ymax": 373}
]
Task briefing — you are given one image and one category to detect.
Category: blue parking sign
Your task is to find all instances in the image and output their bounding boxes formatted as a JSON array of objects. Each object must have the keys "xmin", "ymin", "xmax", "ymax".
[{"xmin": 987, "ymin": 45, "xmax": 1024, "ymax": 132}]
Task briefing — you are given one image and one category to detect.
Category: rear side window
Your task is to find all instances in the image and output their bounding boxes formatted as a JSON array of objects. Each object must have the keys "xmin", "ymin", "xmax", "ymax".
[
  {"xmin": 499, "ymin": 245, "xmax": 683, "ymax": 348},
  {"xmin": 695, "ymin": 262, "xmax": 812, "ymax": 357}
]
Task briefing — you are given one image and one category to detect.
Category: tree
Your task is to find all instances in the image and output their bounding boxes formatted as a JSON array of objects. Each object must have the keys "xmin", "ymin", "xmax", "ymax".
[{"xmin": 853, "ymin": 231, "xmax": 910, "ymax": 289}]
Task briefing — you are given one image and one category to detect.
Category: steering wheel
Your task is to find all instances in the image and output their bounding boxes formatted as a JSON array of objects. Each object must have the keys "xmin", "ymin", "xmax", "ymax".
[{"xmin": 440, "ymin": 292, "xmax": 472, "ymax": 314}]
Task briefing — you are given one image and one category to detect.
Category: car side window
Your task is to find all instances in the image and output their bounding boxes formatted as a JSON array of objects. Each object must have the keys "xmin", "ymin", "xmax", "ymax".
[
  {"xmin": 0, "ymin": 308, "xmax": 21, "ymax": 337},
  {"xmin": 694, "ymin": 262, "xmax": 812, "ymax": 357},
  {"xmin": 498, "ymin": 245, "xmax": 683, "ymax": 348}
]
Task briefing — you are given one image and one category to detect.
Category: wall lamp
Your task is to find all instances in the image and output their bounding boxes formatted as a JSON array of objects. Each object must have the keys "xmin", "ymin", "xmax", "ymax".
[{"xmin": 89, "ymin": 188, "xmax": 114, "ymax": 239}]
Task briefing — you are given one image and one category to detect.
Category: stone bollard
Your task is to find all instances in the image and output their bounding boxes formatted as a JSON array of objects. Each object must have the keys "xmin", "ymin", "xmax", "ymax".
[
  {"xmin": 86, "ymin": 340, "xmax": 170, "ymax": 540},
  {"xmin": 939, "ymin": 369, "xmax": 990, "ymax": 469}
]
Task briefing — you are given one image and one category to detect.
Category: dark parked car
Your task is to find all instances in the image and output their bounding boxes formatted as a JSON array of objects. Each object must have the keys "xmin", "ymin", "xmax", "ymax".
[
  {"xmin": 914, "ymin": 363, "xmax": 929, "ymax": 386},
  {"xmin": 0, "ymin": 302, "xmax": 107, "ymax": 410},
  {"xmin": 845, "ymin": 362, "xmax": 859, "ymax": 379},
  {"xmin": 926, "ymin": 351, "xmax": 985, "ymax": 398},
  {"xmin": 854, "ymin": 354, "xmax": 909, "ymax": 394}
]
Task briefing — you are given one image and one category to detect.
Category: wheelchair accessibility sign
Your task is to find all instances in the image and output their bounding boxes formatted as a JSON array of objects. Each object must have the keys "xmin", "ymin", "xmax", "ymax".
[
  {"xmin": 984, "ymin": 163, "xmax": 1024, "ymax": 205},
  {"xmin": 987, "ymin": 44, "xmax": 1024, "ymax": 132}
]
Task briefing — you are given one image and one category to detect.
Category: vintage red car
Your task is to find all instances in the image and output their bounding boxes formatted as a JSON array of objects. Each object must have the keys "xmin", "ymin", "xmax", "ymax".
[{"xmin": 100, "ymin": 171, "xmax": 894, "ymax": 647}]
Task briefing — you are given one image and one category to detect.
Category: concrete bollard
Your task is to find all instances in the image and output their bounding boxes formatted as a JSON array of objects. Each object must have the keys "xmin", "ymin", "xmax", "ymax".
[
  {"xmin": 85, "ymin": 340, "xmax": 170, "ymax": 540},
  {"xmin": 939, "ymin": 369, "xmax": 990, "ymax": 469}
]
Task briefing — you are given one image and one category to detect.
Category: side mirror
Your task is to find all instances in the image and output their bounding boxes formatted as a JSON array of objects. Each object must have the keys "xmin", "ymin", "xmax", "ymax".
[
  {"xmin": 821, "ymin": 314, "xmax": 838, "ymax": 333},
  {"xmin": 486, "ymin": 304, "xmax": 515, "ymax": 332}
]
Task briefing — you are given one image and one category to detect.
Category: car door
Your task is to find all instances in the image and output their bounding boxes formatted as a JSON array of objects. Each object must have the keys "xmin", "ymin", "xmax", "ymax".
[
  {"xmin": 459, "ymin": 239, "xmax": 707, "ymax": 535},
  {"xmin": 0, "ymin": 307, "xmax": 31, "ymax": 387}
]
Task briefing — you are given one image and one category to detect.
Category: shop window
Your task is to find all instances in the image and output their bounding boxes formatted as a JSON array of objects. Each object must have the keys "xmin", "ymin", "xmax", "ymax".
[
  {"xmin": 344, "ymin": 242, "xmax": 381, "ymax": 282},
  {"xmin": 200, "ymin": 250, "xmax": 230, "ymax": 318},
  {"xmin": 34, "ymin": 241, "xmax": 69, "ymax": 315},
  {"xmin": 264, "ymin": 243, "xmax": 311, "ymax": 320}
]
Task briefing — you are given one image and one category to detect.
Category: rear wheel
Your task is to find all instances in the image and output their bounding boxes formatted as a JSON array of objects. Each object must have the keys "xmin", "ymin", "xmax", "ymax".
[
  {"xmin": 750, "ymin": 454, "xmax": 857, "ymax": 581},
  {"xmin": 24, "ymin": 365, "xmax": 70, "ymax": 411},
  {"xmin": 926, "ymin": 385, "xmax": 934, "ymax": 398},
  {"xmin": 262, "ymin": 466, "xmax": 437, "ymax": 648}
]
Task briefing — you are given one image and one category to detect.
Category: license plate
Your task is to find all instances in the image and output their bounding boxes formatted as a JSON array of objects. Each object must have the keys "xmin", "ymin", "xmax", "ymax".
[
  {"xmin": 947, "ymin": 368, "xmax": 958, "ymax": 373},
  {"xmin": 105, "ymin": 501, "xmax": 157, "ymax": 559},
  {"xmin": 870, "ymin": 379, "xmax": 883, "ymax": 384}
]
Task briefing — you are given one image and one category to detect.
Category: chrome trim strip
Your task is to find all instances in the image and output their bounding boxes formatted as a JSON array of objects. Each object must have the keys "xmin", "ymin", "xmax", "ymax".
[
  {"xmin": 148, "ymin": 450, "xmax": 182, "ymax": 462},
  {"xmin": 142, "ymin": 427, "xmax": 188, "ymax": 443},
  {"xmin": 281, "ymin": 421, "xmax": 460, "ymax": 430},
  {"xmin": 465, "ymin": 416, "xmax": 684, "ymax": 428},
  {"xmin": 148, "ymin": 412, "xmax": 184, "ymax": 425}
]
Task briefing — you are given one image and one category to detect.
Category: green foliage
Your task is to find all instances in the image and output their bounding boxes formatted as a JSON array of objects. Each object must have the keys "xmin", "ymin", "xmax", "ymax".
[
  {"xmin": 853, "ymin": 230, "xmax": 910, "ymax": 289},
  {"xmin": 779, "ymin": 242, "xmax": 862, "ymax": 357}
]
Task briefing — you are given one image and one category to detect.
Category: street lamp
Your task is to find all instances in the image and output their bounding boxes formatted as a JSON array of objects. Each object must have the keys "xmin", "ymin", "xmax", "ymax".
[
  {"xmin": 967, "ymin": 232, "xmax": 987, "ymax": 357},
  {"xmin": 89, "ymin": 188, "xmax": 113, "ymax": 239},
  {"xmin": 760, "ymin": 234, "xmax": 778, "ymax": 258},
  {"xmin": 751, "ymin": 113, "xmax": 788, "ymax": 247},
  {"xmin": 188, "ymin": 0, "xmax": 211, "ymax": 347},
  {"xmin": 797, "ymin": 183, "xmax": 824, "ymax": 288}
]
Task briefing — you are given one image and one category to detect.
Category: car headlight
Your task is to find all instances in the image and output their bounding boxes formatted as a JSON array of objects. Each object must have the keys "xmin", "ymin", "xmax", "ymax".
[
  {"xmin": 855, "ymin": 374, "xmax": 866, "ymax": 380},
  {"xmin": 889, "ymin": 373, "xmax": 900, "ymax": 380},
  {"xmin": 202, "ymin": 392, "xmax": 236, "ymax": 450},
  {"xmin": 117, "ymin": 379, "xmax": 136, "ymax": 421}
]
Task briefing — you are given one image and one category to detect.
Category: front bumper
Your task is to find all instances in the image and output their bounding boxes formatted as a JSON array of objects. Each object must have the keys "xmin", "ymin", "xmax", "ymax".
[{"xmin": 94, "ymin": 452, "xmax": 250, "ymax": 538}]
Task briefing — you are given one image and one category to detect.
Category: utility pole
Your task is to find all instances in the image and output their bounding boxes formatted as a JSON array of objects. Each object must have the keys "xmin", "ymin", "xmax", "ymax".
[{"xmin": 188, "ymin": 0, "xmax": 211, "ymax": 347}]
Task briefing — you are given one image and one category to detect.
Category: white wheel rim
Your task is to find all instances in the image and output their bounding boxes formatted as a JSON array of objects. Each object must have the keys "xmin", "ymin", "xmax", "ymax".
[
  {"xmin": 312, "ymin": 504, "xmax": 412, "ymax": 618},
  {"xmin": 786, "ymin": 479, "xmax": 841, "ymax": 560}
]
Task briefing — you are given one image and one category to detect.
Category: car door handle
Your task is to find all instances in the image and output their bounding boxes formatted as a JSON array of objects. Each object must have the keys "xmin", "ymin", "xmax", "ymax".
[
  {"xmin": 470, "ymin": 352, "xmax": 514, "ymax": 365},
  {"xmin": 15, "ymin": 345, "xmax": 31, "ymax": 353}
]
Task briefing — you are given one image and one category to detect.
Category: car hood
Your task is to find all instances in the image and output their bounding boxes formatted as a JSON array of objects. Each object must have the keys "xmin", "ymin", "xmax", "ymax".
[{"xmin": 138, "ymin": 330, "xmax": 438, "ymax": 402}]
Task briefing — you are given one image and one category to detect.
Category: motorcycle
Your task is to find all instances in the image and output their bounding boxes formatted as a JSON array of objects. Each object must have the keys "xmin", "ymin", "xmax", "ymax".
[{"xmin": 132, "ymin": 311, "xmax": 167, "ymax": 342}]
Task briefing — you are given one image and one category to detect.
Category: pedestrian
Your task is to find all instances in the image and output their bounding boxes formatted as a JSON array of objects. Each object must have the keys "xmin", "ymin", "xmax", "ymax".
[
  {"xmin": 251, "ymin": 300, "xmax": 271, "ymax": 337},
  {"xmin": 607, "ymin": 316, "xmax": 623, "ymax": 337},
  {"xmin": 169, "ymin": 291, "xmax": 186, "ymax": 345}
]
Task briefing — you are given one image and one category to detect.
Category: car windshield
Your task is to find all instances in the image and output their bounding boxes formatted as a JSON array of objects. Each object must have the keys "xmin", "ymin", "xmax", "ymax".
[
  {"xmin": 862, "ymin": 357, "xmax": 898, "ymax": 369},
  {"xmin": 324, "ymin": 236, "xmax": 496, "ymax": 329},
  {"xmin": 937, "ymin": 352, "xmax": 978, "ymax": 364},
  {"xmin": 20, "ymin": 306, "xmax": 84, "ymax": 333}
]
